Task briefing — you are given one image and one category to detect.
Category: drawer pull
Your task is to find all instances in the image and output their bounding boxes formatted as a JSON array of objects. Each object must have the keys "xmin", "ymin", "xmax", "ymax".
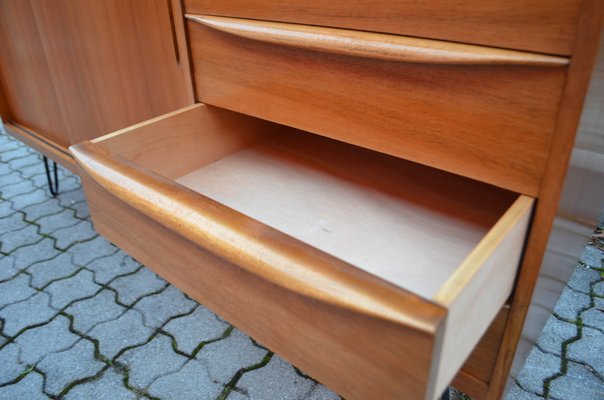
[{"xmin": 186, "ymin": 14, "xmax": 568, "ymax": 67}]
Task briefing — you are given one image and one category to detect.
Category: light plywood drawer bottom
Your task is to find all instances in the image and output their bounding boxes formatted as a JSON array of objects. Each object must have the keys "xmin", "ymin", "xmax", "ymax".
[{"xmin": 71, "ymin": 104, "xmax": 533, "ymax": 400}]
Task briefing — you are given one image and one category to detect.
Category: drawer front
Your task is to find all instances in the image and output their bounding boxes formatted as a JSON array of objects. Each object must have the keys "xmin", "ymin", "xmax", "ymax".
[
  {"xmin": 71, "ymin": 105, "xmax": 533, "ymax": 400},
  {"xmin": 185, "ymin": 0, "xmax": 581, "ymax": 56},
  {"xmin": 187, "ymin": 16, "xmax": 567, "ymax": 195}
]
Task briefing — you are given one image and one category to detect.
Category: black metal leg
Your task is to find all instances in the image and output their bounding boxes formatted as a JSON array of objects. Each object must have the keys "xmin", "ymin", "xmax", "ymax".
[
  {"xmin": 43, "ymin": 156, "xmax": 59, "ymax": 197},
  {"xmin": 440, "ymin": 387, "xmax": 451, "ymax": 400}
]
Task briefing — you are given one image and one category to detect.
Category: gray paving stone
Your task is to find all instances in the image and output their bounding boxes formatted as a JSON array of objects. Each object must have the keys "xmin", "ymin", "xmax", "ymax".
[
  {"xmin": 58, "ymin": 188, "xmax": 87, "ymax": 208},
  {"xmin": 581, "ymin": 305, "xmax": 604, "ymax": 332},
  {"xmin": 133, "ymin": 285, "xmax": 196, "ymax": 329},
  {"xmin": 163, "ymin": 306, "xmax": 229, "ymax": 355},
  {"xmin": 28, "ymin": 253, "xmax": 79, "ymax": 289},
  {"xmin": 70, "ymin": 199, "xmax": 90, "ymax": 220},
  {"xmin": 594, "ymin": 281, "xmax": 604, "ymax": 297},
  {"xmin": 0, "ymin": 223, "xmax": 41, "ymax": 253},
  {"xmin": 21, "ymin": 198, "xmax": 63, "ymax": 221},
  {"xmin": 0, "ymin": 292, "xmax": 55, "ymax": 336},
  {"xmin": 0, "ymin": 371, "xmax": 48, "ymax": 400},
  {"xmin": 305, "ymin": 383, "xmax": 340, "ymax": 400},
  {"xmin": 580, "ymin": 245, "xmax": 604, "ymax": 269},
  {"xmin": 0, "ymin": 212, "xmax": 26, "ymax": 233},
  {"xmin": 238, "ymin": 356, "xmax": 315, "ymax": 400},
  {"xmin": 9, "ymin": 154, "xmax": 41, "ymax": 171},
  {"xmin": 1, "ymin": 179, "xmax": 37, "ymax": 199},
  {"xmin": 0, "ymin": 171, "xmax": 23, "ymax": 187},
  {"xmin": 86, "ymin": 251, "xmax": 139, "ymax": 284},
  {"xmin": 64, "ymin": 367, "xmax": 136, "ymax": 400},
  {"xmin": 8, "ymin": 238, "xmax": 60, "ymax": 270},
  {"xmin": 117, "ymin": 334, "xmax": 187, "ymax": 389},
  {"xmin": 57, "ymin": 175, "xmax": 82, "ymax": 193},
  {"xmin": 70, "ymin": 235, "xmax": 117, "ymax": 266},
  {"xmin": 1, "ymin": 146, "xmax": 34, "ymax": 162},
  {"xmin": 567, "ymin": 265, "xmax": 602, "ymax": 294},
  {"xmin": 197, "ymin": 329, "xmax": 269, "ymax": 385},
  {"xmin": 0, "ymin": 199, "xmax": 14, "ymax": 218},
  {"xmin": 567, "ymin": 326, "xmax": 604, "ymax": 378},
  {"xmin": 16, "ymin": 315, "xmax": 79, "ymax": 365},
  {"xmin": 9, "ymin": 188, "xmax": 49, "ymax": 211},
  {"xmin": 110, "ymin": 267, "xmax": 166, "ymax": 306},
  {"xmin": 18, "ymin": 163, "xmax": 45, "ymax": 179},
  {"xmin": 44, "ymin": 269, "xmax": 101, "ymax": 310},
  {"xmin": 0, "ymin": 254, "xmax": 19, "ymax": 280},
  {"xmin": 515, "ymin": 347, "xmax": 561, "ymax": 395},
  {"xmin": 37, "ymin": 209, "xmax": 80, "ymax": 235},
  {"xmin": 38, "ymin": 338, "xmax": 106, "ymax": 396},
  {"xmin": 536, "ymin": 316, "xmax": 577, "ymax": 356},
  {"xmin": 228, "ymin": 390, "xmax": 250, "ymax": 400},
  {"xmin": 64, "ymin": 289, "xmax": 126, "ymax": 334},
  {"xmin": 0, "ymin": 343, "xmax": 25, "ymax": 385},
  {"xmin": 549, "ymin": 361, "xmax": 604, "ymax": 400},
  {"xmin": 52, "ymin": 220, "xmax": 97, "ymax": 250},
  {"xmin": 147, "ymin": 359, "xmax": 223, "ymax": 400},
  {"xmin": 0, "ymin": 273, "xmax": 36, "ymax": 309},
  {"xmin": 89, "ymin": 310, "xmax": 153, "ymax": 360},
  {"xmin": 505, "ymin": 383, "xmax": 544, "ymax": 400},
  {"xmin": 553, "ymin": 287, "xmax": 591, "ymax": 321}
]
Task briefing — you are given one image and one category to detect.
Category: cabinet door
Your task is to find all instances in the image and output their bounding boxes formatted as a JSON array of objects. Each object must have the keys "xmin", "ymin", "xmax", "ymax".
[{"xmin": 0, "ymin": 0, "xmax": 193, "ymax": 146}]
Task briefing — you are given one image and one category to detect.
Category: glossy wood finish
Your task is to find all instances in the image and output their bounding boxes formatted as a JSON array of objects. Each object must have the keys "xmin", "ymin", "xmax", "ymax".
[
  {"xmin": 0, "ymin": 0, "xmax": 193, "ymax": 168},
  {"xmin": 185, "ymin": 0, "xmax": 581, "ymax": 56},
  {"xmin": 72, "ymin": 104, "xmax": 533, "ymax": 400},
  {"xmin": 188, "ymin": 15, "xmax": 569, "ymax": 67},
  {"xmin": 187, "ymin": 17, "xmax": 566, "ymax": 196}
]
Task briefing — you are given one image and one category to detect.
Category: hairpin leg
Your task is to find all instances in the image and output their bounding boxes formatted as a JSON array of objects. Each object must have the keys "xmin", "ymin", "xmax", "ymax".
[
  {"xmin": 43, "ymin": 156, "xmax": 59, "ymax": 197},
  {"xmin": 441, "ymin": 387, "xmax": 451, "ymax": 400}
]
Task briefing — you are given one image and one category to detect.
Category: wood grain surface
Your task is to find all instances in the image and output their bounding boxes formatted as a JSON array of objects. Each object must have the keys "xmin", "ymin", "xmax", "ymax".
[{"xmin": 184, "ymin": 0, "xmax": 581, "ymax": 56}]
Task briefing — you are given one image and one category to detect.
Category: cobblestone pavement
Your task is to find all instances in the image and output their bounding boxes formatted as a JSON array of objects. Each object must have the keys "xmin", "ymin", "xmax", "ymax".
[{"xmin": 0, "ymin": 127, "xmax": 602, "ymax": 400}]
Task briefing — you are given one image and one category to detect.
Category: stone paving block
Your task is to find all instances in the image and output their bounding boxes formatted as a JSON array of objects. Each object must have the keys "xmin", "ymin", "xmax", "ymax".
[
  {"xmin": 197, "ymin": 329, "xmax": 269, "ymax": 385},
  {"xmin": 18, "ymin": 163, "xmax": 45, "ymax": 179},
  {"xmin": 37, "ymin": 209, "xmax": 80, "ymax": 235},
  {"xmin": 0, "ymin": 223, "xmax": 41, "ymax": 253},
  {"xmin": 133, "ymin": 285, "xmax": 196, "ymax": 329},
  {"xmin": 21, "ymin": 198, "xmax": 64, "ymax": 221},
  {"xmin": 147, "ymin": 359, "xmax": 223, "ymax": 400},
  {"xmin": 70, "ymin": 199, "xmax": 90, "ymax": 220},
  {"xmin": 45, "ymin": 269, "xmax": 101, "ymax": 310},
  {"xmin": 594, "ymin": 281, "xmax": 604, "ymax": 297},
  {"xmin": 581, "ymin": 305, "xmax": 604, "ymax": 332},
  {"xmin": 0, "ymin": 170, "xmax": 23, "ymax": 185},
  {"xmin": 117, "ymin": 334, "xmax": 188, "ymax": 389},
  {"xmin": 52, "ymin": 220, "xmax": 97, "ymax": 251},
  {"xmin": 109, "ymin": 267, "xmax": 166, "ymax": 306},
  {"xmin": 86, "ymin": 251, "xmax": 139, "ymax": 285},
  {"xmin": 64, "ymin": 367, "xmax": 137, "ymax": 400},
  {"xmin": 28, "ymin": 253, "xmax": 79, "ymax": 289},
  {"xmin": 64, "ymin": 289, "xmax": 126, "ymax": 334},
  {"xmin": 57, "ymin": 175, "xmax": 82, "ymax": 193},
  {"xmin": 0, "ymin": 292, "xmax": 56, "ymax": 337},
  {"xmin": 16, "ymin": 315, "xmax": 79, "ymax": 365},
  {"xmin": 38, "ymin": 338, "xmax": 106, "ymax": 396},
  {"xmin": 0, "ymin": 212, "xmax": 26, "ymax": 233},
  {"xmin": 549, "ymin": 361, "xmax": 604, "ymax": 400},
  {"xmin": 228, "ymin": 390, "xmax": 250, "ymax": 400},
  {"xmin": 0, "ymin": 371, "xmax": 48, "ymax": 400},
  {"xmin": 505, "ymin": 383, "xmax": 545, "ymax": 400},
  {"xmin": 305, "ymin": 383, "xmax": 340, "ymax": 400},
  {"xmin": 8, "ymin": 188, "xmax": 49, "ymax": 210},
  {"xmin": 0, "ymin": 273, "xmax": 36, "ymax": 309},
  {"xmin": 237, "ymin": 356, "xmax": 315, "ymax": 400},
  {"xmin": 1, "ymin": 179, "xmax": 37, "ymax": 199},
  {"xmin": 58, "ymin": 188, "xmax": 87, "ymax": 208},
  {"xmin": 515, "ymin": 347, "xmax": 561, "ymax": 395},
  {"xmin": 567, "ymin": 326, "xmax": 604, "ymax": 378},
  {"xmin": 9, "ymin": 154, "xmax": 41, "ymax": 171},
  {"xmin": 0, "ymin": 343, "xmax": 25, "ymax": 385},
  {"xmin": 0, "ymin": 199, "xmax": 14, "ymax": 218},
  {"xmin": 163, "ymin": 306, "xmax": 229, "ymax": 355},
  {"xmin": 9, "ymin": 238, "xmax": 60, "ymax": 270},
  {"xmin": 553, "ymin": 287, "xmax": 591, "ymax": 321},
  {"xmin": 580, "ymin": 245, "xmax": 604, "ymax": 269},
  {"xmin": 88, "ymin": 310, "xmax": 153, "ymax": 360},
  {"xmin": 536, "ymin": 316, "xmax": 577, "ymax": 356},
  {"xmin": 70, "ymin": 235, "xmax": 117, "ymax": 266},
  {"xmin": 0, "ymin": 254, "xmax": 19, "ymax": 281},
  {"xmin": 1, "ymin": 146, "xmax": 34, "ymax": 162},
  {"xmin": 567, "ymin": 265, "xmax": 602, "ymax": 294}
]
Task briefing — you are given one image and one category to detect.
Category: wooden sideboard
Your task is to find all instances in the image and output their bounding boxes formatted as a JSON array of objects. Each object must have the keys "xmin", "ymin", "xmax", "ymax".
[
  {"xmin": 0, "ymin": 0, "xmax": 194, "ymax": 172},
  {"xmin": 3, "ymin": 1, "xmax": 603, "ymax": 399}
]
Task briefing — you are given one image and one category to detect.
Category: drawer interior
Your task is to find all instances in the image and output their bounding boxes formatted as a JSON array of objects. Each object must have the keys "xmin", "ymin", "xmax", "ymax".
[{"xmin": 94, "ymin": 103, "xmax": 521, "ymax": 301}]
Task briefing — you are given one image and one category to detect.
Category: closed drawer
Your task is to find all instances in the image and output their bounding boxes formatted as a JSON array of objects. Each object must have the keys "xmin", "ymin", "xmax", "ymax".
[
  {"xmin": 71, "ymin": 104, "xmax": 533, "ymax": 400},
  {"xmin": 185, "ymin": 0, "xmax": 581, "ymax": 55},
  {"xmin": 186, "ymin": 15, "xmax": 568, "ymax": 196}
]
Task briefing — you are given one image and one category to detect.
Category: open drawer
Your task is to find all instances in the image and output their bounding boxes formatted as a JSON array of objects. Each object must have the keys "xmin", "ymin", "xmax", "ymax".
[{"xmin": 71, "ymin": 104, "xmax": 533, "ymax": 400}]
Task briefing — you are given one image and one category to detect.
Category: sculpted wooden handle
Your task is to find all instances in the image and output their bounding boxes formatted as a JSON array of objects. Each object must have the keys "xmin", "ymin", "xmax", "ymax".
[
  {"xmin": 71, "ymin": 142, "xmax": 444, "ymax": 332},
  {"xmin": 186, "ymin": 14, "xmax": 569, "ymax": 67}
]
